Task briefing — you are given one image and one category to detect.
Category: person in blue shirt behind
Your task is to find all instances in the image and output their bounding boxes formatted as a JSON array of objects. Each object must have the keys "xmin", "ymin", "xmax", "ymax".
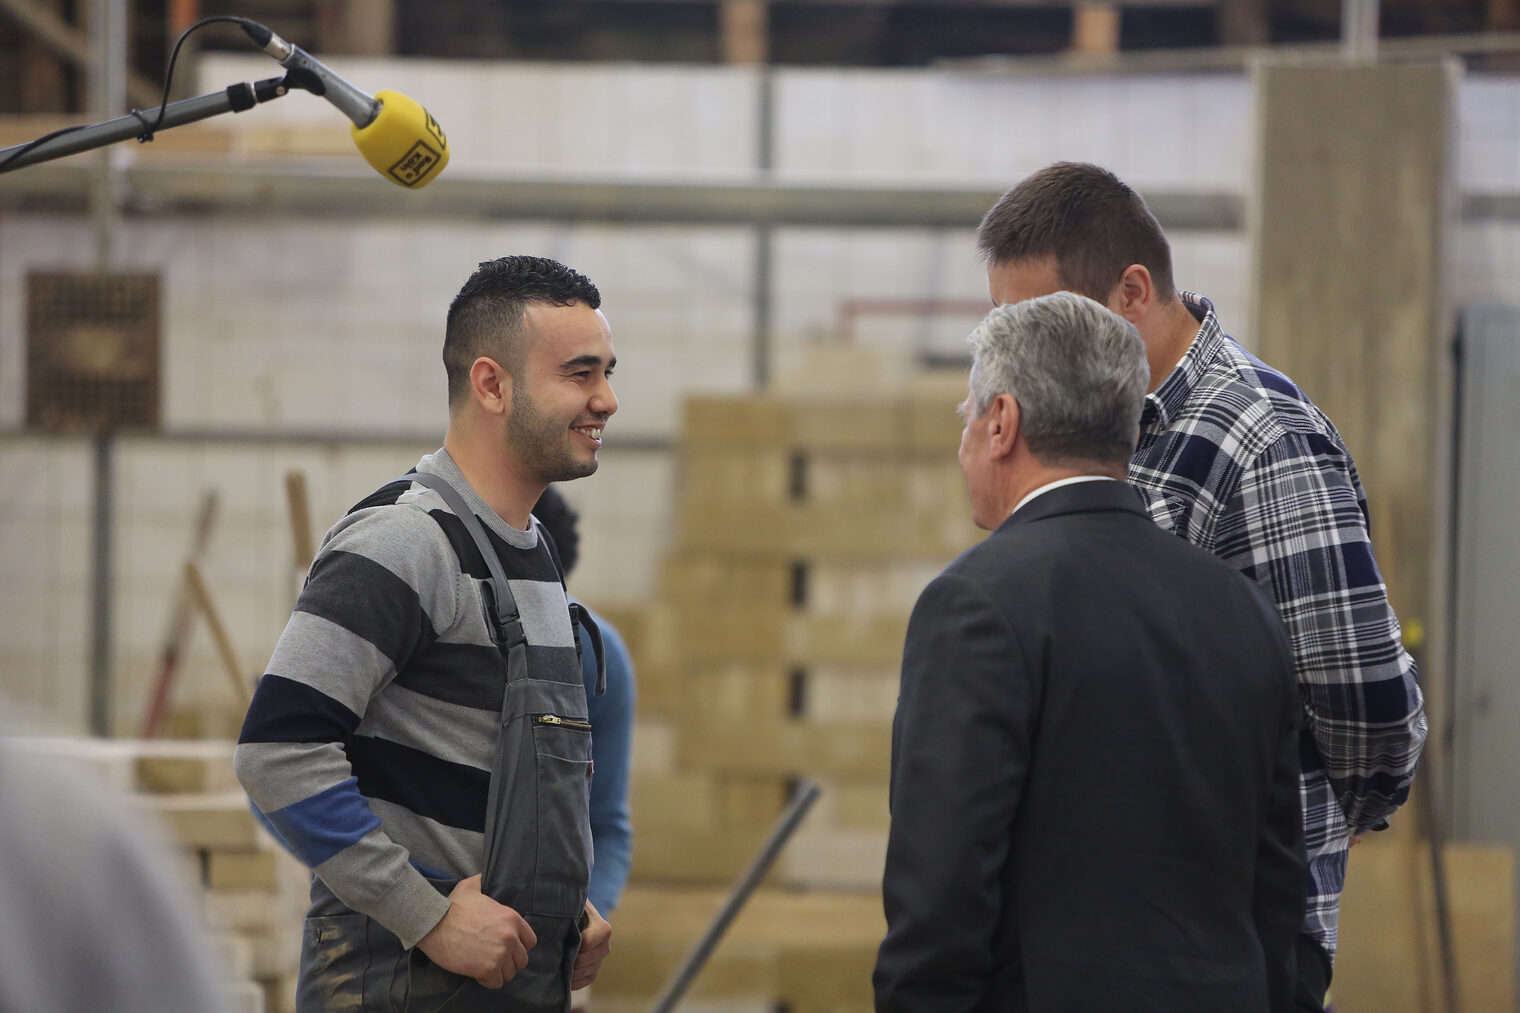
[{"xmin": 533, "ymin": 485, "xmax": 636, "ymax": 919}]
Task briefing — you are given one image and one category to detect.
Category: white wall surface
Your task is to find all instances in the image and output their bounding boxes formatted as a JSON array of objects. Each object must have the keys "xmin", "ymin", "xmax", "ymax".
[{"xmin": 2, "ymin": 59, "xmax": 1518, "ymax": 732}]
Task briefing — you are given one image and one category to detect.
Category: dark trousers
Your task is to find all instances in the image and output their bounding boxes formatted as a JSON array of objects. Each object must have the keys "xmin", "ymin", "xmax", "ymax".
[{"xmin": 1293, "ymin": 934, "xmax": 1333, "ymax": 1013}]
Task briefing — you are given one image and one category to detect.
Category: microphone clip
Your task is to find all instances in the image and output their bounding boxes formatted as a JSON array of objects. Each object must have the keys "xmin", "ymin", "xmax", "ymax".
[{"xmin": 278, "ymin": 65, "xmax": 327, "ymax": 99}]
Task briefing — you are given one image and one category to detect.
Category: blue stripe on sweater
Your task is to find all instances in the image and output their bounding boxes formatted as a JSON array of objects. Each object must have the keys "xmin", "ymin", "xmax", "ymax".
[{"xmin": 264, "ymin": 777, "xmax": 382, "ymax": 868}]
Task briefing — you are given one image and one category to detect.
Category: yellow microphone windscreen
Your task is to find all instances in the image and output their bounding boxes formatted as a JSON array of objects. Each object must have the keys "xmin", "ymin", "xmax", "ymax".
[{"xmin": 351, "ymin": 90, "xmax": 449, "ymax": 189}]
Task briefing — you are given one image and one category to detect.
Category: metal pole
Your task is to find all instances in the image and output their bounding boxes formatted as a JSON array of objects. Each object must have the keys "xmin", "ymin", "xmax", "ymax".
[
  {"xmin": 0, "ymin": 81, "xmax": 291, "ymax": 173},
  {"xmin": 751, "ymin": 66, "xmax": 775, "ymax": 388},
  {"xmin": 89, "ymin": 432, "xmax": 115, "ymax": 737},
  {"xmin": 1342, "ymin": 0, "xmax": 1380, "ymax": 63},
  {"xmin": 648, "ymin": 780, "xmax": 822, "ymax": 1013},
  {"xmin": 89, "ymin": 0, "xmax": 127, "ymax": 267}
]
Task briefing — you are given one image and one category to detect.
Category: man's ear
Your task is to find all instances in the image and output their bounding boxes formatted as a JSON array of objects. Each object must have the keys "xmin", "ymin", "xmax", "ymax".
[
  {"xmin": 988, "ymin": 393, "xmax": 1020, "ymax": 459},
  {"xmin": 469, "ymin": 357, "xmax": 512, "ymax": 417},
  {"xmin": 1109, "ymin": 264, "xmax": 1155, "ymax": 325}
]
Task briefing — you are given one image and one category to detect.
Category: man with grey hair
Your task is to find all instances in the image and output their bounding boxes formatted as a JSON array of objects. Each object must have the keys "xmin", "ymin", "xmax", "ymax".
[{"xmin": 873, "ymin": 292, "xmax": 1306, "ymax": 1012}]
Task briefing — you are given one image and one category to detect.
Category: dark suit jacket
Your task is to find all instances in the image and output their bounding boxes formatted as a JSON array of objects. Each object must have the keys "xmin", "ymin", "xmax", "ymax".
[{"xmin": 873, "ymin": 480, "xmax": 1305, "ymax": 1013}]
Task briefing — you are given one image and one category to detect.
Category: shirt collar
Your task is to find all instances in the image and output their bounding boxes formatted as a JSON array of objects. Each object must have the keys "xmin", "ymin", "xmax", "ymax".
[
  {"xmin": 1142, "ymin": 291, "xmax": 1221, "ymax": 433},
  {"xmin": 1010, "ymin": 475, "xmax": 1118, "ymax": 518}
]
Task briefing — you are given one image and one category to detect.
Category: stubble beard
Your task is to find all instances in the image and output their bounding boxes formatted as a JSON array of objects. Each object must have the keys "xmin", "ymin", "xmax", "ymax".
[{"xmin": 508, "ymin": 385, "xmax": 599, "ymax": 484}]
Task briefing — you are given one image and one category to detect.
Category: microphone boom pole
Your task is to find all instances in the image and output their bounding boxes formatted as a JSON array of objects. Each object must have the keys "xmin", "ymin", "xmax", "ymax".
[
  {"xmin": 1, "ymin": 20, "xmax": 447, "ymax": 188},
  {"xmin": 0, "ymin": 77, "xmax": 292, "ymax": 175}
]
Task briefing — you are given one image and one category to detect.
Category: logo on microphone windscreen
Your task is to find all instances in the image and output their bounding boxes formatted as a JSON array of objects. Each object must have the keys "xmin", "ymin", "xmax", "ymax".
[
  {"xmin": 425, "ymin": 110, "xmax": 447, "ymax": 149},
  {"xmin": 388, "ymin": 141, "xmax": 443, "ymax": 187}
]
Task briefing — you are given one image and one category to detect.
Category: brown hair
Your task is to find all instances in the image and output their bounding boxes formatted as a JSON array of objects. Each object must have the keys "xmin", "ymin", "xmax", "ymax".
[{"xmin": 977, "ymin": 162, "xmax": 1176, "ymax": 304}]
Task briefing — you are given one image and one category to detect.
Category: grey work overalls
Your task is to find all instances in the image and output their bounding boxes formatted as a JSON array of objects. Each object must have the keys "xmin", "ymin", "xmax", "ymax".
[{"xmin": 296, "ymin": 472, "xmax": 602, "ymax": 1013}]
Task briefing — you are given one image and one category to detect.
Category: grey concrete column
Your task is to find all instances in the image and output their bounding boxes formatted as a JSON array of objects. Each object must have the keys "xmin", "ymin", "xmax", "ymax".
[{"xmin": 1252, "ymin": 56, "xmax": 1464, "ymax": 1010}]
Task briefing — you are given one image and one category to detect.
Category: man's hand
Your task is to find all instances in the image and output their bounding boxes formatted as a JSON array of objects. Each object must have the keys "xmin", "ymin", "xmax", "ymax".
[
  {"xmin": 571, "ymin": 900, "xmax": 612, "ymax": 991},
  {"xmin": 416, "ymin": 875, "xmax": 538, "ymax": 989}
]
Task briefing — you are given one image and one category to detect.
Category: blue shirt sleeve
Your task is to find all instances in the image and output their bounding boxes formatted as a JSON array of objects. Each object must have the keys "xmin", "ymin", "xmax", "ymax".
[{"xmin": 580, "ymin": 605, "xmax": 635, "ymax": 914}]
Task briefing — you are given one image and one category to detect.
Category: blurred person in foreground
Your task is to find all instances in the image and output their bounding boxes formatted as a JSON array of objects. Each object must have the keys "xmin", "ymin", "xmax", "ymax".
[
  {"xmin": 0, "ymin": 731, "xmax": 233, "ymax": 1012},
  {"xmin": 873, "ymin": 293, "xmax": 1306, "ymax": 1012},
  {"xmin": 236, "ymin": 256, "xmax": 617, "ymax": 1011},
  {"xmin": 976, "ymin": 162, "xmax": 1427, "ymax": 1012},
  {"xmin": 531, "ymin": 485, "xmax": 636, "ymax": 1013}
]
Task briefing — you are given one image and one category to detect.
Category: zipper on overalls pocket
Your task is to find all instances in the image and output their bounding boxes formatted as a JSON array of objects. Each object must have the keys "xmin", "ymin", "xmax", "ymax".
[{"xmin": 535, "ymin": 714, "xmax": 592, "ymax": 732}]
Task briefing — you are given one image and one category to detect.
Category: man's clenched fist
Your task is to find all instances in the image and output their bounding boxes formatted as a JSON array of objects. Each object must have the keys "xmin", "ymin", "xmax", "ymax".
[
  {"xmin": 417, "ymin": 875, "xmax": 538, "ymax": 988},
  {"xmin": 572, "ymin": 901, "xmax": 612, "ymax": 991}
]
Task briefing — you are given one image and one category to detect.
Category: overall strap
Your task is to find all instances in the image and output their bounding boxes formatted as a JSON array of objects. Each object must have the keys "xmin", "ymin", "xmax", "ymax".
[
  {"xmin": 569, "ymin": 602, "xmax": 607, "ymax": 697},
  {"xmin": 386, "ymin": 472, "xmax": 525, "ymax": 649}
]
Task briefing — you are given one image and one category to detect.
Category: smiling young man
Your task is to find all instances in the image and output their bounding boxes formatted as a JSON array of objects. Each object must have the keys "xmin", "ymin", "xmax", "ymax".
[
  {"xmin": 975, "ymin": 163, "xmax": 1428, "ymax": 1012},
  {"xmin": 236, "ymin": 256, "xmax": 617, "ymax": 1012}
]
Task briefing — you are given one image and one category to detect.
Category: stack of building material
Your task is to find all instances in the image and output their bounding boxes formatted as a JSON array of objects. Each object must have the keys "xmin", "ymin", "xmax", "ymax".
[
  {"xmin": 595, "ymin": 385, "xmax": 978, "ymax": 1010},
  {"xmin": 594, "ymin": 884, "xmax": 886, "ymax": 1013},
  {"xmin": 9, "ymin": 738, "xmax": 305, "ymax": 1013}
]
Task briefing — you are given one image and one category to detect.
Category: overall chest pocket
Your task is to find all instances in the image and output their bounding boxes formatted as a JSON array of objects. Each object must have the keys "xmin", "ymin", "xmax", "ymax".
[
  {"xmin": 528, "ymin": 713, "xmax": 594, "ymax": 915},
  {"xmin": 484, "ymin": 678, "xmax": 593, "ymax": 921}
]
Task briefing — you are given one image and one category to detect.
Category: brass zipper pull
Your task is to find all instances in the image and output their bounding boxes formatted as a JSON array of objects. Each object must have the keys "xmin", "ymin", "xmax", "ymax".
[{"xmin": 536, "ymin": 713, "xmax": 592, "ymax": 732}]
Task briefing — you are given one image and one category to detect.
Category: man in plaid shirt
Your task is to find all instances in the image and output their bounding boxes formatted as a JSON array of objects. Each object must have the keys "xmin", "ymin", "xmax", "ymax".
[{"xmin": 975, "ymin": 162, "xmax": 1427, "ymax": 1012}]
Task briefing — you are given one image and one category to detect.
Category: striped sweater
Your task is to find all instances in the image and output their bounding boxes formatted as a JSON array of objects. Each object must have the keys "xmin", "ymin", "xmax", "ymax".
[{"xmin": 234, "ymin": 449, "xmax": 586, "ymax": 948}]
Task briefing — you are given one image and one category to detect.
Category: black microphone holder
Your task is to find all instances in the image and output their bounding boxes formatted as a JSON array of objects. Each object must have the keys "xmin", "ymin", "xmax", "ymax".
[{"xmin": 0, "ymin": 76, "xmax": 296, "ymax": 175}]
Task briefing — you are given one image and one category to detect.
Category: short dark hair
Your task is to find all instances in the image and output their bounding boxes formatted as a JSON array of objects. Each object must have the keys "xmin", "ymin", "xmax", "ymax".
[
  {"xmin": 444, "ymin": 256, "xmax": 602, "ymax": 407},
  {"xmin": 532, "ymin": 484, "xmax": 580, "ymax": 576},
  {"xmin": 977, "ymin": 162, "xmax": 1176, "ymax": 304}
]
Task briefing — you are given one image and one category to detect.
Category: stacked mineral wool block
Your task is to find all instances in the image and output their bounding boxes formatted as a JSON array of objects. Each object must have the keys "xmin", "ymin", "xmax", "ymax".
[
  {"xmin": 141, "ymin": 743, "xmax": 307, "ymax": 1013},
  {"xmin": 595, "ymin": 385, "xmax": 979, "ymax": 1013},
  {"xmin": 10, "ymin": 738, "xmax": 306, "ymax": 1013}
]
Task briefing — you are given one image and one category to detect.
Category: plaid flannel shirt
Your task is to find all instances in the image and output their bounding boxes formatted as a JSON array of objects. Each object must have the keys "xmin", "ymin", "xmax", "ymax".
[{"xmin": 1129, "ymin": 292, "xmax": 1427, "ymax": 960}]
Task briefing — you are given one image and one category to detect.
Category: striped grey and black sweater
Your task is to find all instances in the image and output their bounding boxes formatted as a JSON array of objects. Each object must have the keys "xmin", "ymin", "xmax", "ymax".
[{"xmin": 234, "ymin": 449, "xmax": 585, "ymax": 948}]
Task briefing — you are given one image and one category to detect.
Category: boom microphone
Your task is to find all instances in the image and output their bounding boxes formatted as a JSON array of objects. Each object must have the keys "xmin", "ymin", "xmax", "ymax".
[{"xmin": 240, "ymin": 21, "xmax": 448, "ymax": 189}]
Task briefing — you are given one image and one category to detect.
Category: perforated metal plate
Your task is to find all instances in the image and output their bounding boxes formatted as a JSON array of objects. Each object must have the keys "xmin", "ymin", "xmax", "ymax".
[{"xmin": 26, "ymin": 271, "xmax": 160, "ymax": 431}]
